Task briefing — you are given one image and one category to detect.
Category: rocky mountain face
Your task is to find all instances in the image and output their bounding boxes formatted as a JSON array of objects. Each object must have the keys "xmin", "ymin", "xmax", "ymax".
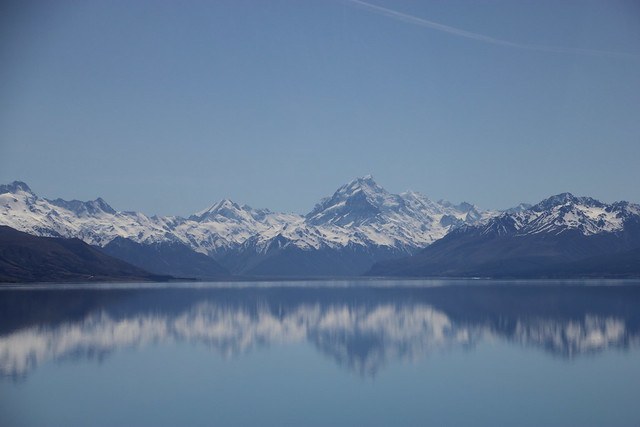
[
  {"xmin": 367, "ymin": 193, "xmax": 640, "ymax": 278},
  {"xmin": 0, "ymin": 177, "xmax": 493, "ymax": 276}
]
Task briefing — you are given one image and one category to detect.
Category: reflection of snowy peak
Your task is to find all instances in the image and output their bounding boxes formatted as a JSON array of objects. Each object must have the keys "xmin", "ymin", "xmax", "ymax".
[
  {"xmin": 2, "ymin": 286, "xmax": 638, "ymax": 378},
  {"xmin": 0, "ymin": 177, "xmax": 497, "ymax": 275}
]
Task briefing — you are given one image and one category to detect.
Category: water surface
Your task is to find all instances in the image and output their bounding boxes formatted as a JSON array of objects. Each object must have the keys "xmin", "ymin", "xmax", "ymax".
[{"xmin": 2, "ymin": 280, "xmax": 640, "ymax": 426}]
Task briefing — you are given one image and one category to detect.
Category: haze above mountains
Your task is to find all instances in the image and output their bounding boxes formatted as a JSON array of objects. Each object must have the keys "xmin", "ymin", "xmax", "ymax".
[{"xmin": 1, "ymin": 177, "xmax": 639, "ymax": 281}]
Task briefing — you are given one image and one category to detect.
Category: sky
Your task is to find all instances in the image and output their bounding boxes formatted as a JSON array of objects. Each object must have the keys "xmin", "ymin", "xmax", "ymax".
[{"xmin": 1, "ymin": 0, "xmax": 639, "ymax": 216}]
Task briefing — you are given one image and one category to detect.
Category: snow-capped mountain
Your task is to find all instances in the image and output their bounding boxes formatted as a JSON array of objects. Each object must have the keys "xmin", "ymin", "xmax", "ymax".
[
  {"xmin": 245, "ymin": 176, "xmax": 493, "ymax": 253},
  {"xmin": 306, "ymin": 175, "xmax": 491, "ymax": 242},
  {"xmin": 180, "ymin": 199, "xmax": 301, "ymax": 255},
  {"xmin": 368, "ymin": 192, "xmax": 640, "ymax": 278},
  {"xmin": 215, "ymin": 176, "xmax": 497, "ymax": 275},
  {"xmin": 2, "ymin": 180, "xmax": 638, "ymax": 278},
  {"xmin": 518, "ymin": 193, "xmax": 638, "ymax": 235},
  {"xmin": 473, "ymin": 192, "xmax": 640, "ymax": 238},
  {"xmin": 0, "ymin": 182, "xmax": 175, "ymax": 247},
  {"xmin": 0, "ymin": 182, "xmax": 295, "ymax": 255},
  {"xmin": 0, "ymin": 177, "xmax": 497, "ymax": 276}
]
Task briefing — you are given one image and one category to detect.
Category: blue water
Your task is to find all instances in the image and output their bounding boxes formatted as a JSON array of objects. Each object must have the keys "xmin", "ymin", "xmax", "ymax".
[{"xmin": 1, "ymin": 280, "xmax": 640, "ymax": 426}]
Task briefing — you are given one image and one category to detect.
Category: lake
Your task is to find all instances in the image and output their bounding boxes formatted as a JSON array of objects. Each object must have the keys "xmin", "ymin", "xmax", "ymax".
[{"xmin": 1, "ymin": 279, "xmax": 640, "ymax": 426}]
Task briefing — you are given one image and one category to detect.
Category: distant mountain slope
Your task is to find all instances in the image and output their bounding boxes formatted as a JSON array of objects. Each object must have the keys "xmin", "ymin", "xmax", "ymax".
[
  {"xmin": 539, "ymin": 248, "xmax": 640, "ymax": 278},
  {"xmin": 0, "ymin": 226, "xmax": 170, "ymax": 283},
  {"xmin": 367, "ymin": 193, "xmax": 640, "ymax": 278},
  {"xmin": 0, "ymin": 178, "xmax": 496, "ymax": 276},
  {"xmin": 100, "ymin": 237, "xmax": 229, "ymax": 278}
]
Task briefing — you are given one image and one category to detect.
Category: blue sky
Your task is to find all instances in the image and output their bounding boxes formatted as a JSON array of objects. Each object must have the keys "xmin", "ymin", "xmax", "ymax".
[{"xmin": 2, "ymin": 0, "xmax": 639, "ymax": 216}]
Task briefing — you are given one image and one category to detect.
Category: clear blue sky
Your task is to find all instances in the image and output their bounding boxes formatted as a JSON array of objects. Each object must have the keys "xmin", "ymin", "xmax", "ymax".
[{"xmin": 2, "ymin": 0, "xmax": 639, "ymax": 216}]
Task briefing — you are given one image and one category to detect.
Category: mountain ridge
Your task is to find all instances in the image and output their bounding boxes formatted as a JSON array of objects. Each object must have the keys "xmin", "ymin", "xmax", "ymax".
[
  {"xmin": 3, "ymin": 179, "xmax": 638, "ymax": 278},
  {"xmin": 0, "ymin": 177, "xmax": 497, "ymax": 276},
  {"xmin": 367, "ymin": 192, "xmax": 640, "ymax": 278}
]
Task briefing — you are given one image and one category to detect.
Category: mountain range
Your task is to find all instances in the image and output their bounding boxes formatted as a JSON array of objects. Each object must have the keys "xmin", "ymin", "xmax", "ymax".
[
  {"xmin": 368, "ymin": 193, "xmax": 640, "ymax": 278},
  {"xmin": 0, "ymin": 177, "xmax": 494, "ymax": 277},
  {"xmin": 1, "ymin": 178, "xmax": 639, "ymax": 280}
]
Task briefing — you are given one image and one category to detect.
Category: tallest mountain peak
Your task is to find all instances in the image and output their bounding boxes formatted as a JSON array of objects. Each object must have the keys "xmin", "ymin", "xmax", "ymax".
[
  {"xmin": 352, "ymin": 174, "xmax": 376, "ymax": 184},
  {"xmin": 340, "ymin": 175, "xmax": 386, "ymax": 196},
  {"xmin": 306, "ymin": 176, "xmax": 396, "ymax": 226}
]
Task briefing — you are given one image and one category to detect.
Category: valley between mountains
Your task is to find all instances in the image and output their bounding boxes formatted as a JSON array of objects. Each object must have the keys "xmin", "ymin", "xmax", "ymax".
[{"xmin": 1, "ymin": 177, "xmax": 639, "ymax": 281}]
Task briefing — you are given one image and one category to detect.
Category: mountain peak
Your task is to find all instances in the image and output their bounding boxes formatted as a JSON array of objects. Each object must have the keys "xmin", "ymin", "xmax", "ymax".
[
  {"xmin": 89, "ymin": 197, "xmax": 116, "ymax": 214},
  {"xmin": 0, "ymin": 181, "xmax": 33, "ymax": 195},
  {"xmin": 503, "ymin": 203, "xmax": 532, "ymax": 214},
  {"xmin": 306, "ymin": 176, "xmax": 394, "ymax": 224},
  {"xmin": 190, "ymin": 199, "xmax": 242, "ymax": 221},
  {"xmin": 47, "ymin": 197, "xmax": 116, "ymax": 216},
  {"xmin": 471, "ymin": 193, "xmax": 631, "ymax": 238},
  {"xmin": 211, "ymin": 199, "xmax": 239, "ymax": 210},
  {"xmin": 190, "ymin": 198, "xmax": 277, "ymax": 223},
  {"xmin": 531, "ymin": 192, "xmax": 602, "ymax": 211},
  {"xmin": 338, "ymin": 175, "xmax": 387, "ymax": 197}
]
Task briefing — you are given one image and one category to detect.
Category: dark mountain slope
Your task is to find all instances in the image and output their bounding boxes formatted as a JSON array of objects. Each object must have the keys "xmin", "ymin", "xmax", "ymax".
[
  {"xmin": 100, "ymin": 237, "xmax": 229, "ymax": 278},
  {"xmin": 537, "ymin": 247, "xmax": 640, "ymax": 278},
  {"xmin": 0, "ymin": 226, "xmax": 170, "ymax": 283},
  {"xmin": 220, "ymin": 241, "xmax": 409, "ymax": 277}
]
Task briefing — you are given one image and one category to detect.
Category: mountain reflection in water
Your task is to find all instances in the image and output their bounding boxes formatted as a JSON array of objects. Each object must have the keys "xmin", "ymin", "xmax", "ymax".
[{"xmin": 1, "ymin": 283, "xmax": 639, "ymax": 378}]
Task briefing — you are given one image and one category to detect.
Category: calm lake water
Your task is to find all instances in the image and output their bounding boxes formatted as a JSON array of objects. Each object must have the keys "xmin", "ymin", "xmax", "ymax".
[{"xmin": 1, "ymin": 280, "xmax": 640, "ymax": 426}]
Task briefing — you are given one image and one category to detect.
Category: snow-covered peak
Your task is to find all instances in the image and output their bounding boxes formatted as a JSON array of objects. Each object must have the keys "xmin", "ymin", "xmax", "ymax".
[
  {"xmin": 254, "ymin": 178, "xmax": 500, "ymax": 253},
  {"xmin": 191, "ymin": 199, "xmax": 245, "ymax": 221},
  {"xmin": 341, "ymin": 175, "xmax": 385, "ymax": 195},
  {"xmin": 322, "ymin": 176, "xmax": 389, "ymax": 202},
  {"xmin": 472, "ymin": 194, "xmax": 640, "ymax": 237},
  {"xmin": 436, "ymin": 199, "xmax": 480, "ymax": 214},
  {"xmin": 190, "ymin": 199, "xmax": 283, "ymax": 224},
  {"xmin": 0, "ymin": 181, "xmax": 33, "ymax": 195},
  {"xmin": 48, "ymin": 197, "xmax": 116, "ymax": 216},
  {"xmin": 0, "ymin": 183, "xmax": 178, "ymax": 246},
  {"xmin": 306, "ymin": 176, "xmax": 405, "ymax": 226},
  {"xmin": 531, "ymin": 192, "xmax": 603, "ymax": 212},
  {"xmin": 0, "ymin": 179, "xmax": 531, "ymax": 272},
  {"xmin": 403, "ymin": 192, "xmax": 493, "ymax": 224},
  {"xmin": 503, "ymin": 203, "xmax": 532, "ymax": 214},
  {"xmin": 327, "ymin": 175, "xmax": 390, "ymax": 202}
]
